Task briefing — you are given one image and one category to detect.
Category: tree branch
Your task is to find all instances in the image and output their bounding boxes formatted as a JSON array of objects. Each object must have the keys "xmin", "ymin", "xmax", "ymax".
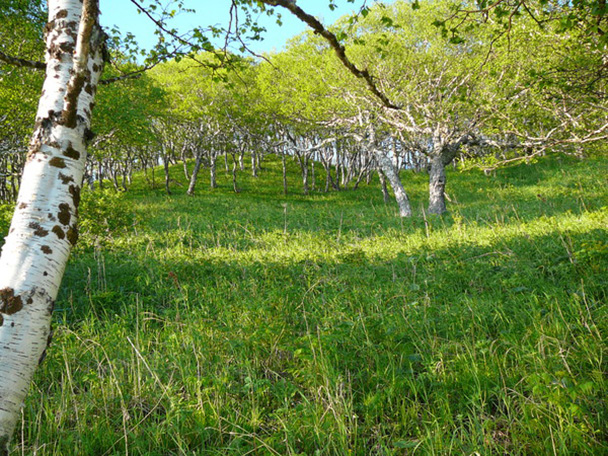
[
  {"xmin": 0, "ymin": 50, "xmax": 45, "ymax": 70},
  {"xmin": 260, "ymin": 0, "xmax": 401, "ymax": 110}
]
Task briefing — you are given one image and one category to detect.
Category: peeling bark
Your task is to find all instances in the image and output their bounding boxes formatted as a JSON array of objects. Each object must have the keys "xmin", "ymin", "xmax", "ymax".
[{"xmin": 0, "ymin": 0, "xmax": 104, "ymax": 450}]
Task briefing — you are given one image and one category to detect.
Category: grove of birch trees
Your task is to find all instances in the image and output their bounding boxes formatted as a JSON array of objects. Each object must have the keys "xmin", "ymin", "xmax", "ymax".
[{"xmin": 0, "ymin": 0, "xmax": 606, "ymax": 451}]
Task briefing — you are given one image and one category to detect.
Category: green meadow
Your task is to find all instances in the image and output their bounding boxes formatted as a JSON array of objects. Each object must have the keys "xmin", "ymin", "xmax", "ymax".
[{"xmin": 2, "ymin": 153, "xmax": 606, "ymax": 455}]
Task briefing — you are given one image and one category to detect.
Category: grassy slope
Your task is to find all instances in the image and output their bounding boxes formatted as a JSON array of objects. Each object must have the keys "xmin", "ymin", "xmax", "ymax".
[{"xmin": 5, "ymin": 154, "xmax": 607, "ymax": 455}]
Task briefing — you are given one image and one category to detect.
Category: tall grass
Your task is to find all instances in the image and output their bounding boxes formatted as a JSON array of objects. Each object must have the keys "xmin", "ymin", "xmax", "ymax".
[{"xmin": 3, "ymin": 153, "xmax": 606, "ymax": 455}]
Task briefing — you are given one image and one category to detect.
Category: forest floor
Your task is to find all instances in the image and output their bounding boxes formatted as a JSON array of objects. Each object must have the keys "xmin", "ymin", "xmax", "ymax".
[{"xmin": 2, "ymin": 153, "xmax": 607, "ymax": 455}]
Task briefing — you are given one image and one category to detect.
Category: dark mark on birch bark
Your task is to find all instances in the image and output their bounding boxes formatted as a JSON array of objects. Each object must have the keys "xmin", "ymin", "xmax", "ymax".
[
  {"xmin": 58, "ymin": 203, "xmax": 71, "ymax": 225},
  {"xmin": 52, "ymin": 225, "xmax": 65, "ymax": 239},
  {"xmin": 49, "ymin": 157, "xmax": 66, "ymax": 168},
  {"xmin": 0, "ymin": 288, "xmax": 23, "ymax": 315},
  {"xmin": 29, "ymin": 222, "xmax": 49, "ymax": 237}
]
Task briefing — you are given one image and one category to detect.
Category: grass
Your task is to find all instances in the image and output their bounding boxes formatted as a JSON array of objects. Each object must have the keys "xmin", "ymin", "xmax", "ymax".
[{"xmin": 2, "ymin": 152, "xmax": 607, "ymax": 455}]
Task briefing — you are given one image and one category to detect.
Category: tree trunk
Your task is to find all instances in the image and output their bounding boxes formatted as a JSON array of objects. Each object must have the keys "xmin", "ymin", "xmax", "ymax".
[
  {"xmin": 281, "ymin": 147, "xmax": 288, "ymax": 195},
  {"xmin": 187, "ymin": 151, "xmax": 204, "ymax": 195},
  {"xmin": 238, "ymin": 150, "xmax": 245, "ymax": 171},
  {"xmin": 378, "ymin": 170, "xmax": 391, "ymax": 204},
  {"xmin": 0, "ymin": 1, "xmax": 103, "ymax": 451},
  {"xmin": 376, "ymin": 152, "xmax": 411, "ymax": 217},
  {"xmin": 324, "ymin": 161, "xmax": 333, "ymax": 193},
  {"xmin": 251, "ymin": 151, "xmax": 258, "ymax": 177},
  {"xmin": 428, "ymin": 153, "xmax": 448, "ymax": 214},
  {"xmin": 97, "ymin": 160, "xmax": 103, "ymax": 189},
  {"xmin": 121, "ymin": 167, "xmax": 128, "ymax": 192},
  {"xmin": 231, "ymin": 154, "xmax": 240, "ymax": 193},
  {"xmin": 163, "ymin": 156, "xmax": 171, "ymax": 195},
  {"xmin": 255, "ymin": 151, "xmax": 262, "ymax": 172},
  {"xmin": 181, "ymin": 146, "xmax": 191, "ymax": 180},
  {"xmin": 302, "ymin": 160, "xmax": 309, "ymax": 195},
  {"xmin": 210, "ymin": 152, "xmax": 217, "ymax": 189}
]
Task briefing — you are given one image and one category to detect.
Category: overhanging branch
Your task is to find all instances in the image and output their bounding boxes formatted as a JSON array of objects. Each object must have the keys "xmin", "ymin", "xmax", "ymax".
[{"xmin": 260, "ymin": 0, "xmax": 401, "ymax": 110}]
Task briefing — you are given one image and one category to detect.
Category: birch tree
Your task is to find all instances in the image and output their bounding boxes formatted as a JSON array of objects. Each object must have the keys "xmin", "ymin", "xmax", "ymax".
[{"xmin": 0, "ymin": 0, "xmax": 105, "ymax": 450}]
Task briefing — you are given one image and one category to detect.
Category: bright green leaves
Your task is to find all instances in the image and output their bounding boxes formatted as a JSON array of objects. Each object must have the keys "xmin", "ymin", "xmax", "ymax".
[{"xmin": 0, "ymin": 0, "xmax": 45, "ymax": 147}]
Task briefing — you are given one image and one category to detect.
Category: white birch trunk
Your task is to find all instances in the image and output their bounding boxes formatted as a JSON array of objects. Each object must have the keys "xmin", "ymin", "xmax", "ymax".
[
  {"xmin": 375, "ymin": 151, "xmax": 412, "ymax": 217},
  {"xmin": 428, "ymin": 153, "xmax": 448, "ymax": 215},
  {"xmin": 0, "ymin": 1, "xmax": 103, "ymax": 451},
  {"xmin": 187, "ymin": 151, "xmax": 204, "ymax": 195}
]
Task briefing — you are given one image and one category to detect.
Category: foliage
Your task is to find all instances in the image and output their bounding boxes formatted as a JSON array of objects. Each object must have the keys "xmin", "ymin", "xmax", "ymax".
[
  {"xmin": 0, "ymin": 203, "xmax": 14, "ymax": 243},
  {"xmin": 77, "ymin": 188, "xmax": 137, "ymax": 248},
  {"xmin": 0, "ymin": 0, "xmax": 45, "ymax": 142}
]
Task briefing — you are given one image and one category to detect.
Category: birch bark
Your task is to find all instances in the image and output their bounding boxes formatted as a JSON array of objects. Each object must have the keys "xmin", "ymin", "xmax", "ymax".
[
  {"xmin": 0, "ymin": 0, "xmax": 103, "ymax": 451},
  {"xmin": 375, "ymin": 151, "xmax": 412, "ymax": 217},
  {"xmin": 187, "ymin": 150, "xmax": 204, "ymax": 195},
  {"xmin": 428, "ymin": 153, "xmax": 448, "ymax": 214}
]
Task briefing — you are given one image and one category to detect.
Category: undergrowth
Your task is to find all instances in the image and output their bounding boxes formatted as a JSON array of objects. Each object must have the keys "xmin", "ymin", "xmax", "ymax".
[{"xmin": 1, "ymin": 153, "xmax": 607, "ymax": 455}]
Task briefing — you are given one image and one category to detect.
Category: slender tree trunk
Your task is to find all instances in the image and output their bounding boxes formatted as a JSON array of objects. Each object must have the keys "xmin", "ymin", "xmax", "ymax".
[
  {"xmin": 0, "ymin": 1, "xmax": 104, "ymax": 451},
  {"xmin": 281, "ymin": 147, "xmax": 288, "ymax": 195},
  {"xmin": 239, "ymin": 150, "xmax": 245, "ymax": 171},
  {"xmin": 231, "ymin": 153, "xmax": 240, "ymax": 193},
  {"xmin": 376, "ymin": 152, "xmax": 411, "ymax": 217},
  {"xmin": 163, "ymin": 151, "xmax": 171, "ymax": 195},
  {"xmin": 251, "ymin": 151, "xmax": 258, "ymax": 177},
  {"xmin": 181, "ymin": 145, "xmax": 191, "ymax": 180},
  {"xmin": 121, "ymin": 167, "xmax": 128, "ymax": 192},
  {"xmin": 332, "ymin": 143, "xmax": 341, "ymax": 191},
  {"xmin": 428, "ymin": 153, "xmax": 448, "ymax": 215},
  {"xmin": 323, "ymin": 159, "xmax": 333, "ymax": 193},
  {"xmin": 110, "ymin": 161, "xmax": 120, "ymax": 191},
  {"xmin": 255, "ymin": 151, "xmax": 262, "ymax": 172},
  {"xmin": 378, "ymin": 169, "xmax": 391, "ymax": 203},
  {"xmin": 187, "ymin": 151, "xmax": 204, "ymax": 195},
  {"xmin": 9, "ymin": 155, "xmax": 18, "ymax": 200},
  {"xmin": 210, "ymin": 152, "xmax": 217, "ymax": 189},
  {"xmin": 392, "ymin": 137, "xmax": 400, "ymax": 176},
  {"xmin": 97, "ymin": 160, "xmax": 103, "ymax": 189},
  {"xmin": 301, "ymin": 159, "xmax": 309, "ymax": 195}
]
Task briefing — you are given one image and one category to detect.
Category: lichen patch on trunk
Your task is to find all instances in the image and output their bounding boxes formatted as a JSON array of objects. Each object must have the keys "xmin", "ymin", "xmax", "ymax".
[
  {"xmin": 57, "ymin": 203, "xmax": 71, "ymax": 225},
  {"xmin": 52, "ymin": 225, "xmax": 65, "ymax": 239},
  {"xmin": 49, "ymin": 157, "xmax": 66, "ymax": 168},
  {"xmin": 0, "ymin": 288, "xmax": 23, "ymax": 315},
  {"xmin": 58, "ymin": 172, "xmax": 75, "ymax": 184},
  {"xmin": 63, "ymin": 143, "xmax": 80, "ymax": 160},
  {"xmin": 29, "ymin": 222, "xmax": 49, "ymax": 237},
  {"xmin": 69, "ymin": 185, "xmax": 81, "ymax": 207},
  {"xmin": 66, "ymin": 225, "xmax": 78, "ymax": 246}
]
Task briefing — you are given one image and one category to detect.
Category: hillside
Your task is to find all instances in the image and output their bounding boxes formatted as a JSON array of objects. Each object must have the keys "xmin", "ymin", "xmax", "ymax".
[{"xmin": 4, "ymin": 154, "xmax": 607, "ymax": 455}]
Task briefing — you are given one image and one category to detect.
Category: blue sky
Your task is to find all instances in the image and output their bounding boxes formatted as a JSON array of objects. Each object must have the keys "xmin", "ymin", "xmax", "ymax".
[{"xmin": 99, "ymin": 0, "xmax": 388, "ymax": 55}]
